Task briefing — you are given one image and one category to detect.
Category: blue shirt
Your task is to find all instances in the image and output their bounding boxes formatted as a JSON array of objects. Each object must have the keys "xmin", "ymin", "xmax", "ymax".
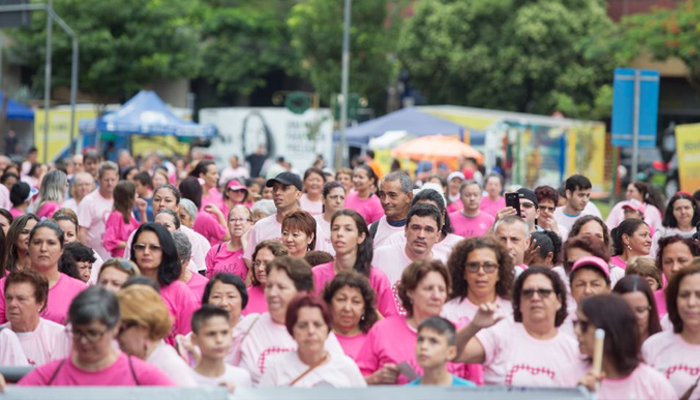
[{"xmin": 407, "ymin": 375, "xmax": 476, "ymax": 387}]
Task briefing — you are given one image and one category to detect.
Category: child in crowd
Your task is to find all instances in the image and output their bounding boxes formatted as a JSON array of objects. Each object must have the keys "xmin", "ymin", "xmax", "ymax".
[
  {"xmin": 407, "ymin": 317, "xmax": 476, "ymax": 387},
  {"xmin": 190, "ymin": 305, "xmax": 252, "ymax": 391},
  {"xmin": 104, "ymin": 181, "xmax": 145, "ymax": 257}
]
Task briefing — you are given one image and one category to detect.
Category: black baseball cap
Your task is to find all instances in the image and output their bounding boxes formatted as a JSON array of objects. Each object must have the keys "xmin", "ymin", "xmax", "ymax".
[
  {"xmin": 517, "ymin": 188, "xmax": 538, "ymax": 208},
  {"xmin": 266, "ymin": 172, "xmax": 302, "ymax": 191}
]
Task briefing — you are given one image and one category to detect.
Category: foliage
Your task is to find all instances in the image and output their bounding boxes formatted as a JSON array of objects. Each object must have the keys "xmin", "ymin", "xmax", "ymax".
[{"xmin": 397, "ymin": 0, "xmax": 623, "ymax": 119}]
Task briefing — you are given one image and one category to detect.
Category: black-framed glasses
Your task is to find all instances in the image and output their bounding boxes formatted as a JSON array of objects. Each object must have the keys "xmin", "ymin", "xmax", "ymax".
[
  {"xmin": 465, "ymin": 261, "xmax": 499, "ymax": 274},
  {"xmin": 539, "ymin": 205, "xmax": 556, "ymax": 213},
  {"xmin": 133, "ymin": 243, "xmax": 162, "ymax": 252},
  {"xmin": 67, "ymin": 326, "xmax": 110, "ymax": 343},
  {"xmin": 521, "ymin": 288, "xmax": 553, "ymax": 299}
]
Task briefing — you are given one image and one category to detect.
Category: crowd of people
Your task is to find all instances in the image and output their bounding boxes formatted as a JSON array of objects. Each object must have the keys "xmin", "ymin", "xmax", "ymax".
[{"xmin": 0, "ymin": 147, "xmax": 699, "ymax": 399}]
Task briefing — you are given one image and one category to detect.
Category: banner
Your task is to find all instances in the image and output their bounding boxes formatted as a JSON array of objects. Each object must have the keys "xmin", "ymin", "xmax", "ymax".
[
  {"xmin": 34, "ymin": 108, "xmax": 98, "ymax": 162},
  {"xmin": 675, "ymin": 124, "xmax": 700, "ymax": 193},
  {"xmin": 566, "ymin": 124, "xmax": 607, "ymax": 192}
]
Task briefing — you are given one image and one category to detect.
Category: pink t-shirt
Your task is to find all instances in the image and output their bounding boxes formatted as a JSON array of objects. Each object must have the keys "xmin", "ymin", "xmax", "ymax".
[
  {"xmin": 596, "ymin": 363, "xmax": 677, "ymax": 400},
  {"xmin": 313, "ymin": 214, "xmax": 334, "ymax": 256},
  {"xmin": 204, "ymin": 243, "xmax": 248, "ymax": 280},
  {"xmin": 10, "ymin": 207, "xmax": 24, "ymax": 219},
  {"xmin": 238, "ymin": 312, "xmax": 344, "ymax": 385},
  {"xmin": 446, "ymin": 199, "xmax": 463, "ymax": 214},
  {"xmin": 441, "ymin": 296, "xmax": 513, "ymax": 326},
  {"xmin": 609, "ymin": 255, "xmax": 627, "ymax": 270},
  {"xmin": 344, "ymin": 191, "xmax": 384, "ymax": 225},
  {"xmin": 0, "ymin": 273, "xmax": 86, "ymax": 325},
  {"xmin": 654, "ymin": 289, "xmax": 667, "ymax": 317},
  {"xmin": 372, "ymin": 216, "xmax": 406, "ymax": 248},
  {"xmin": 479, "ymin": 196, "xmax": 505, "ymax": 218},
  {"xmin": 336, "ymin": 332, "xmax": 367, "ymax": 361},
  {"xmin": 185, "ymin": 272, "xmax": 209, "ymax": 303},
  {"xmin": 18, "ymin": 353, "xmax": 176, "ymax": 386},
  {"xmin": 160, "ymin": 280, "xmax": 200, "ymax": 339},
  {"xmin": 475, "ymin": 320, "xmax": 584, "ymax": 386},
  {"xmin": 357, "ymin": 316, "xmax": 483, "ymax": 385},
  {"xmin": 449, "ymin": 210, "xmax": 495, "ymax": 238},
  {"xmin": 242, "ymin": 285, "xmax": 268, "ymax": 316},
  {"xmin": 0, "ymin": 318, "xmax": 71, "ymax": 366},
  {"xmin": 201, "ymin": 186, "xmax": 225, "ymax": 212},
  {"xmin": 642, "ymin": 330, "xmax": 700, "ymax": 399},
  {"xmin": 36, "ymin": 201, "xmax": 61, "ymax": 219},
  {"xmin": 312, "ymin": 262, "xmax": 398, "ymax": 318},
  {"xmin": 194, "ymin": 211, "xmax": 227, "ymax": 246},
  {"xmin": 244, "ymin": 213, "xmax": 327, "ymax": 260},
  {"xmin": 103, "ymin": 211, "xmax": 141, "ymax": 258},
  {"xmin": 299, "ymin": 193, "xmax": 323, "ymax": 215},
  {"xmin": 77, "ymin": 190, "xmax": 114, "ymax": 260}
]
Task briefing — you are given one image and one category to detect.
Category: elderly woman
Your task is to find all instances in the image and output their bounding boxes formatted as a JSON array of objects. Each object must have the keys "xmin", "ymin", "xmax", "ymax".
[
  {"xmin": 0, "ymin": 269, "xmax": 70, "ymax": 365},
  {"xmin": 178, "ymin": 198, "xmax": 198, "ymax": 229},
  {"xmin": 654, "ymin": 235, "xmax": 700, "ymax": 316},
  {"xmin": 17, "ymin": 286, "xmax": 175, "ymax": 386},
  {"xmin": 172, "ymin": 231, "xmax": 208, "ymax": 301},
  {"xmin": 238, "ymin": 256, "xmax": 344, "ymax": 385},
  {"xmin": 243, "ymin": 240, "xmax": 288, "ymax": 315},
  {"xmin": 613, "ymin": 275, "xmax": 662, "ymax": 343},
  {"xmin": 97, "ymin": 258, "xmax": 140, "ymax": 293},
  {"xmin": 251, "ymin": 199, "xmax": 276, "ymax": 223},
  {"xmin": 442, "ymin": 237, "xmax": 515, "ymax": 326},
  {"xmin": 322, "ymin": 271, "xmax": 379, "ymax": 360},
  {"xmin": 116, "ymin": 285, "xmax": 197, "ymax": 387},
  {"xmin": 130, "ymin": 223, "xmax": 199, "ymax": 339},
  {"xmin": 205, "ymin": 205, "xmax": 252, "ymax": 280},
  {"xmin": 576, "ymin": 294, "xmax": 675, "ymax": 399},
  {"xmin": 454, "ymin": 267, "xmax": 584, "ymax": 387},
  {"xmin": 282, "ymin": 210, "xmax": 316, "ymax": 259},
  {"xmin": 62, "ymin": 172, "xmax": 95, "ymax": 213},
  {"xmin": 643, "ymin": 262, "xmax": 700, "ymax": 399},
  {"xmin": 313, "ymin": 181, "xmax": 346, "ymax": 254},
  {"xmin": 313, "ymin": 209, "xmax": 397, "ymax": 317},
  {"xmin": 1, "ymin": 213, "xmax": 38, "ymax": 275},
  {"xmin": 0, "ymin": 220, "xmax": 85, "ymax": 325},
  {"xmin": 357, "ymin": 259, "xmax": 481, "ymax": 385},
  {"xmin": 259, "ymin": 294, "xmax": 366, "ymax": 387},
  {"xmin": 610, "ymin": 219, "xmax": 652, "ymax": 270}
]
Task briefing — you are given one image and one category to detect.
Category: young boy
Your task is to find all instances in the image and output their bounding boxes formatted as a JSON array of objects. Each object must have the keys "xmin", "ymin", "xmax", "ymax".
[
  {"xmin": 408, "ymin": 316, "xmax": 476, "ymax": 387},
  {"xmin": 190, "ymin": 305, "xmax": 252, "ymax": 391}
]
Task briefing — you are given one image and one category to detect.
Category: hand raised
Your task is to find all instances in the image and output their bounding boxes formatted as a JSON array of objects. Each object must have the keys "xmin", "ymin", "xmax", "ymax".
[{"xmin": 472, "ymin": 302, "xmax": 505, "ymax": 329}]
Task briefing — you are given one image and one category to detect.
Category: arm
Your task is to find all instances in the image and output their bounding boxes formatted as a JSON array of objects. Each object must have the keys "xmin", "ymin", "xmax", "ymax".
[
  {"xmin": 78, "ymin": 226, "xmax": 88, "ymax": 245},
  {"xmin": 485, "ymin": 207, "xmax": 518, "ymax": 235}
]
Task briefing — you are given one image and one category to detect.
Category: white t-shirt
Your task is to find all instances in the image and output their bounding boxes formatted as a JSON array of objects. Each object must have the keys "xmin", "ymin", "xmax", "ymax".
[
  {"xmin": 147, "ymin": 340, "xmax": 198, "ymax": 387},
  {"xmin": 238, "ymin": 313, "xmax": 344, "ymax": 385},
  {"xmin": 553, "ymin": 201, "xmax": 602, "ymax": 234},
  {"xmin": 382, "ymin": 232, "xmax": 463, "ymax": 262},
  {"xmin": 259, "ymin": 351, "xmax": 366, "ymax": 388},
  {"xmin": 299, "ymin": 194, "xmax": 323, "ymax": 216},
  {"xmin": 0, "ymin": 318, "xmax": 70, "ymax": 366},
  {"xmin": 192, "ymin": 364, "xmax": 252, "ymax": 389},
  {"xmin": 475, "ymin": 320, "xmax": 584, "ymax": 387},
  {"xmin": 372, "ymin": 216, "xmax": 405, "ymax": 248},
  {"xmin": 77, "ymin": 189, "xmax": 114, "ymax": 260},
  {"xmin": 441, "ymin": 296, "xmax": 513, "ymax": 326},
  {"xmin": 642, "ymin": 330, "xmax": 700, "ymax": 399},
  {"xmin": 313, "ymin": 214, "xmax": 334, "ymax": 257}
]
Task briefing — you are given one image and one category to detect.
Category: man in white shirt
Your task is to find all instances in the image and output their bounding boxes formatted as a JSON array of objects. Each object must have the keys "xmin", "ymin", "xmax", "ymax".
[
  {"xmin": 553, "ymin": 175, "xmax": 602, "ymax": 233},
  {"xmin": 371, "ymin": 171, "xmax": 413, "ymax": 248},
  {"xmin": 219, "ymin": 155, "xmax": 250, "ymax": 186}
]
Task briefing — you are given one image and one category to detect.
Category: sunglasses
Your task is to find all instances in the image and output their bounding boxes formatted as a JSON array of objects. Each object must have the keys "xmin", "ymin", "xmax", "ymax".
[
  {"xmin": 521, "ymin": 288, "xmax": 554, "ymax": 299},
  {"xmin": 133, "ymin": 243, "xmax": 162, "ymax": 252},
  {"xmin": 465, "ymin": 261, "xmax": 499, "ymax": 274}
]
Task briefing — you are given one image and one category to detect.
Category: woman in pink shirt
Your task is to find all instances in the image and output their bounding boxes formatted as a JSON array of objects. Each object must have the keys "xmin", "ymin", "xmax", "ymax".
[
  {"xmin": 243, "ymin": 241, "xmax": 288, "ymax": 316},
  {"xmin": 1, "ymin": 269, "xmax": 70, "ymax": 366},
  {"xmin": 282, "ymin": 210, "xmax": 316, "ymax": 259},
  {"xmin": 34, "ymin": 170, "xmax": 67, "ymax": 219},
  {"xmin": 606, "ymin": 182, "xmax": 665, "ymax": 233},
  {"xmin": 643, "ymin": 263, "xmax": 700, "ymax": 399},
  {"xmin": 116, "ymin": 285, "xmax": 197, "ymax": 387},
  {"xmin": 576, "ymin": 294, "xmax": 676, "ymax": 399},
  {"xmin": 191, "ymin": 160, "xmax": 225, "ymax": 211},
  {"xmin": 1, "ymin": 213, "xmax": 38, "ymax": 275},
  {"xmin": 321, "ymin": 271, "xmax": 379, "ymax": 361},
  {"xmin": 205, "ymin": 205, "xmax": 252, "ymax": 280},
  {"xmin": 313, "ymin": 209, "xmax": 397, "ymax": 317},
  {"xmin": 221, "ymin": 179, "xmax": 249, "ymax": 216},
  {"xmin": 479, "ymin": 173, "xmax": 505, "ymax": 218},
  {"xmin": 129, "ymin": 223, "xmax": 199, "ymax": 339},
  {"xmin": 18, "ymin": 286, "xmax": 175, "ymax": 386},
  {"xmin": 454, "ymin": 267, "xmax": 584, "ymax": 387},
  {"xmin": 442, "ymin": 236, "xmax": 515, "ymax": 326},
  {"xmin": 314, "ymin": 181, "xmax": 347, "ymax": 256},
  {"xmin": 299, "ymin": 167, "xmax": 326, "ymax": 216},
  {"xmin": 104, "ymin": 181, "xmax": 146, "ymax": 258},
  {"xmin": 0, "ymin": 220, "xmax": 86, "ymax": 325},
  {"xmin": 609, "ymin": 219, "xmax": 651, "ymax": 269},
  {"xmin": 654, "ymin": 235, "xmax": 700, "ymax": 316},
  {"xmin": 357, "ymin": 259, "xmax": 482, "ymax": 385},
  {"xmin": 612, "ymin": 275, "xmax": 662, "ymax": 343},
  {"xmin": 344, "ymin": 164, "xmax": 383, "ymax": 225}
]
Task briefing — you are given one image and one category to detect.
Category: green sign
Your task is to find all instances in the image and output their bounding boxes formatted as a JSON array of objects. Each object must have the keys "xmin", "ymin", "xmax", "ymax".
[{"xmin": 285, "ymin": 91, "xmax": 311, "ymax": 115}]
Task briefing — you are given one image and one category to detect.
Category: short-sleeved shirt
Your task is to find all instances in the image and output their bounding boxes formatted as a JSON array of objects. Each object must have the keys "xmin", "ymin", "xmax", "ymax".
[
  {"xmin": 77, "ymin": 189, "xmax": 114, "ymax": 259},
  {"xmin": 0, "ymin": 273, "xmax": 86, "ymax": 325},
  {"xmin": 642, "ymin": 330, "xmax": 700, "ymax": 399},
  {"xmin": 259, "ymin": 351, "xmax": 366, "ymax": 388}
]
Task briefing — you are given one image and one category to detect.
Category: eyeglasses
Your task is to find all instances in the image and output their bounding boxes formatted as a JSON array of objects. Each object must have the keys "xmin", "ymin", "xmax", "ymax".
[
  {"xmin": 573, "ymin": 319, "xmax": 590, "ymax": 333},
  {"xmin": 539, "ymin": 206, "xmax": 556, "ymax": 213},
  {"xmin": 133, "ymin": 243, "xmax": 162, "ymax": 252},
  {"xmin": 465, "ymin": 261, "xmax": 499, "ymax": 274},
  {"xmin": 68, "ymin": 326, "xmax": 110, "ymax": 343},
  {"xmin": 521, "ymin": 288, "xmax": 554, "ymax": 299}
]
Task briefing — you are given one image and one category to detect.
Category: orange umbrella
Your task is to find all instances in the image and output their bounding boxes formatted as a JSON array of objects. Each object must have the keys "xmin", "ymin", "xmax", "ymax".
[{"xmin": 392, "ymin": 135, "xmax": 484, "ymax": 164}]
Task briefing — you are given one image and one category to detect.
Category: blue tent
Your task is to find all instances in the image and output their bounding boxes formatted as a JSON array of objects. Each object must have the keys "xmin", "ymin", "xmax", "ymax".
[
  {"xmin": 79, "ymin": 90, "xmax": 216, "ymax": 138},
  {"xmin": 0, "ymin": 92, "xmax": 34, "ymax": 120},
  {"xmin": 334, "ymin": 107, "xmax": 470, "ymax": 147}
]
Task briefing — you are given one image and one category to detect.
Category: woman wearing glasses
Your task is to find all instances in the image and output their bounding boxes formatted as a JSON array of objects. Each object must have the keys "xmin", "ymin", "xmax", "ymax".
[
  {"xmin": 129, "ymin": 223, "xmax": 199, "ymax": 339},
  {"xmin": 205, "ymin": 205, "xmax": 253, "ymax": 280},
  {"xmin": 243, "ymin": 240, "xmax": 288, "ymax": 315},
  {"xmin": 442, "ymin": 237, "xmax": 515, "ymax": 326},
  {"xmin": 18, "ymin": 286, "xmax": 175, "ymax": 386},
  {"xmin": 454, "ymin": 267, "xmax": 583, "ymax": 387}
]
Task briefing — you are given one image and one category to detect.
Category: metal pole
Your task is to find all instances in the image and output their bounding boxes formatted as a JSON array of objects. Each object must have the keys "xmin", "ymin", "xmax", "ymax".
[
  {"xmin": 43, "ymin": 0, "xmax": 53, "ymax": 164},
  {"xmin": 338, "ymin": 0, "xmax": 351, "ymax": 168},
  {"xmin": 631, "ymin": 69, "xmax": 640, "ymax": 181},
  {"xmin": 69, "ymin": 37, "xmax": 78, "ymax": 156}
]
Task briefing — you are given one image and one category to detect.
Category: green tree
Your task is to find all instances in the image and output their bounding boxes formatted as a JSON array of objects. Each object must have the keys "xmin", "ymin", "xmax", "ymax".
[
  {"xmin": 287, "ymin": 0, "xmax": 401, "ymax": 108},
  {"xmin": 8, "ymin": 0, "xmax": 203, "ymax": 102},
  {"xmin": 398, "ymin": 0, "xmax": 622, "ymax": 119}
]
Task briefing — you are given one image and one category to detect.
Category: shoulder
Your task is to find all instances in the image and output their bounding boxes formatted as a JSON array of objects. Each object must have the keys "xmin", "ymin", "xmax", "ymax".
[
  {"xmin": 18, "ymin": 358, "xmax": 66, "ymax": 385},
  {"xmin": 60, "ymin": 273, "xmax": 88, "ymax": 290},
  {"xmin": 129, "ymin": 355, "xmax": 176, "ymax": 386},
  {"xmin": 642, "ymin": 330, "xmax": 674, "ymax": 352}
]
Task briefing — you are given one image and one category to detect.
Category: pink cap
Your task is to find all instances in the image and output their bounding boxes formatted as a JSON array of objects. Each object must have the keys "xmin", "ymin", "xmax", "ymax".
[
  {"xmin": 621, "ymin": 199, "xmax": 644, "ymax": 215},
  {"xmin": 571, "ymin": 256, "xmax": 610, "ymax": 278},
  {"xmin": 226, "ymin": 179, "xmax": 248, "ymax": 194}
]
